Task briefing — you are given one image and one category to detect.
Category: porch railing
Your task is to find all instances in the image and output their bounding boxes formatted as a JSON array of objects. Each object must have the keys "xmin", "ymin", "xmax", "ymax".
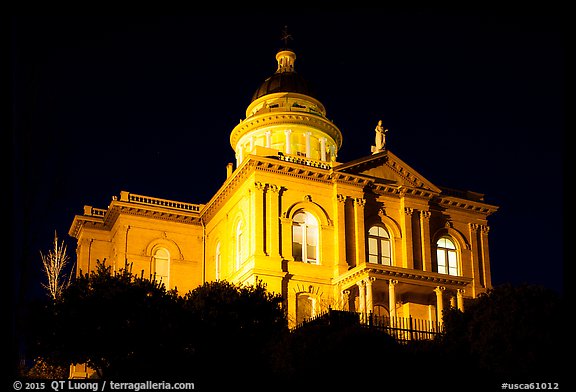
[{"xmin": 293, "ymin": 309, "xmax": 443, "ymax": 341}]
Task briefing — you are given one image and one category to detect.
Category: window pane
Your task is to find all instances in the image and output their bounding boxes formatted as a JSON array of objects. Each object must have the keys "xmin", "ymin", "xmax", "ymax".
[
  {"xmin": 306, "ymin": 226, "xmax": 317, "ymax": 246},
  {"xmin": 368, "ymin": 254, "xmax": 378, "ymax": 263},
  {"xmin": 437, "ymin": 249, "xmax": 446, "ymax": 273},
  {"xmin": 369, "ymin": 226, "xmax": 379, "ymax": 236},
  {"xmin": 293, "ymin": 225, "xmax": 303, "ymax": 244},
  {"xmin": 381, "ymin": 239, "xmax": 391, "ymax": 257},
  {"xmin": 297, "ymin": 294, "xmax": 314, "ymax": 324},
  {"xmin": 306, "ymin": 244, "xmax": 317, "ymax": 262},
  {"xmin": 444, "ymin": 238, "xmax": 456, "ymax": 249},
  {"xmin": 368, "ymin": 238, "xmax": 378, "ymax": 256},
  {"xmin": 448, "ymin": 250, "xmax": 457, "ymax": 275},
  {"xmin": 293, "ymin": 212, "xmax": 306, "ymax": 224},
  {"xmin": 379, "ymin": 227, "xmax": 389, "ymax": 238},
  {"xmin": 304, "ymin": 212, "xmax": 317, "ymax": 226},
  {"xmin": 293, "ymin": 243, "xmax": 303, "ymax": 261}
]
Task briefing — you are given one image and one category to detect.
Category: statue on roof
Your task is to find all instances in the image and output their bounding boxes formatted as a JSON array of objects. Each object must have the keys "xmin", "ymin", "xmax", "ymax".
[{"xmin": 372, "ymin": 119, "xmax": 388, "ymax": 154}]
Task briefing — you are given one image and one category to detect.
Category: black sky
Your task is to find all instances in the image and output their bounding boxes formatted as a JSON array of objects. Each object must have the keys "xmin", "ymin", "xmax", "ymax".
[{"xmin": 10, "ymin": 9, "xmax": 567, "ymax": 309}]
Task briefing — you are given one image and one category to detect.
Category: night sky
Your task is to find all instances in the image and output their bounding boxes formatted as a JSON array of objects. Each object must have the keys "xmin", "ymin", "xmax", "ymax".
[{"xmin": 10, "ymin": 9, "xmax": 566, "ymax": 312}]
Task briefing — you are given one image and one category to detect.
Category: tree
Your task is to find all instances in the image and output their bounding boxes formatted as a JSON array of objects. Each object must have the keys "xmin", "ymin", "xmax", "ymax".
[
  {"xmin": 40, "ymin": 231, "xmax": 72, "ymax": 301},
  {"xmin": 26, "ymin": 259, "xmax": 190, "ymax": 379},
  {"xmin": 182, "ymin": 280, "xmax": 287, "ymax": 385},
  {"xmin": 440, "ymin": 283, "xmax": 565, "ymax": 383},
  {"xmin": 25, "ymin": 262, "xmax": 288, "ymax": 384}
]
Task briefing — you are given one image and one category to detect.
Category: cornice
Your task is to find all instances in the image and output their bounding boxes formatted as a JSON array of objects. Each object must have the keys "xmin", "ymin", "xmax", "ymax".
[
  {"xmin": 199, "ymin": 158, "xmax": 257, "ymax": 223},
  {"xmin": 69, "ymin": 192, "xmax": 203, "ymax": 238},
  {"xmin": 230, "ymin": 111, "xmax": 342, "ymax": 148},
  {"xmin": 334, "ymin": 264, "xmax": 473, "ymax": 289},
  {"xmin": 434, "ymin": 195, "xmax": 499, "ymax": 216}
]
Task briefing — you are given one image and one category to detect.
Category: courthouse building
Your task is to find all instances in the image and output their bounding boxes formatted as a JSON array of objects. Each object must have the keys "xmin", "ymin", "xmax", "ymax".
[{"xmin": 69, "ymin": 45, "xmax": 498, "ymax": 335}]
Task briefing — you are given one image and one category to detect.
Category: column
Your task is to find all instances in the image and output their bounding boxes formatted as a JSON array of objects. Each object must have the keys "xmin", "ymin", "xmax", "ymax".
[
  {"xmin": 388, "ymin": 279, "xmax": 398, "ymax": 318},
  {"xmin": 265, "ymin": 130, "xmax": 272, "ymax": 148},
  {"xmin": 342, "ymin": 290, "xmax": 350, "ymax": 311},
  {"xmin": 353, "ymin": 198, "xmax": 366, "ymax": 265},
  {"xmin": 236, "ymin": 146, "xmax": 243, "ymax": 166},
  {"xmin": 401, "ymin": 206, "xmax": 415, "ymax": 269},
  {"xmin": 468, "ymin": 223, "xmax": 483, "ymax": 292},
  {"xmin": 267, "ymin": 184, "xmax": 282, "ymax": 258},
  {"xmin": 480, "ymin": 225, "xmax": 493, "ymax": 288},
  {"xmin": 285, "ymin": 129, "xmax": 292, "ymax": 155},
  {"xmin": 253, "ymin": 182, "xmax": 266, "ymax": 256},
  {"xmin": 419, "ymin": 210, "xmax": 432, "ymax": 271},
  {"xmin": 365, "ymin": 277, "xmax": 375, "ymax": 315},
  {"xmin": 334, "ymin": 194, "xmax": 348, "ymax": 273},
  {"xmin": 357, "ymin": 280, "xmax": 366, "ymax": 318},
  {"xmin": 456, "ymin": 289, "xmax": 465, "ymax": 312},
  {"xmin": 434, "ymin": 286, "xmax": 445, "ymax": 324},
  {"xmin": 320, "ymin": 137, "xmax": 327, "ymax": 161},
  {"xmin": 305, "ymin": 131, "xmax": 312, "ymax": 158}
]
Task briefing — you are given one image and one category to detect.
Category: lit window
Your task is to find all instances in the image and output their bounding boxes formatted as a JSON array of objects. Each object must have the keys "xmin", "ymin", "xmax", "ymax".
[
  {"xmin": 367, "ymin": 225, "xmax": 392, "ymax": 265},
  {"xmin": 296, "ymin": 293, "xmax": 316, "ymax": 324},
  {"xmin": 436, "ymin": 236, "xmax": 459, "ymax": 276},
  {"xmin": 215, "ymin": 242, "xmax": 221, "ymax": 281},
  {"xmin": 292, "ymin": 211, "xmax": 319, "ymax": 264},
  {"xmin": 153, "ymin": 248, "xmax": 170, "ymax": 288},
  {"xmin": 373, "ymin": 304, "xmax": 390, "ymax": 326},
  {"xmin": 236, "ymin": 221, "xmax": 244, "ymax": 269}
]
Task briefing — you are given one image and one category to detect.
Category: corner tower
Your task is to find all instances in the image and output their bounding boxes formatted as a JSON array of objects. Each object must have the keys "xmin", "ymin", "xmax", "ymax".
[{"xmin": 230, "ymin": 48, "xmax": 343, "ymax": 166}]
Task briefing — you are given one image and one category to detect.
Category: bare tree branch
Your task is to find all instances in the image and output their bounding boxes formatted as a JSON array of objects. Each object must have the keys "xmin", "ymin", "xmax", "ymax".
[{"xmin": 40, "ymin": 231, "xmax": 71, "ymax": 301}]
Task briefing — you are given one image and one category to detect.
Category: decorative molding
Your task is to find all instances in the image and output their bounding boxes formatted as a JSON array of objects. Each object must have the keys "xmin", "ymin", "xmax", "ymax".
[{"xmin": 419, "ymin": 210, "xmax": 431, "ymax": 220}]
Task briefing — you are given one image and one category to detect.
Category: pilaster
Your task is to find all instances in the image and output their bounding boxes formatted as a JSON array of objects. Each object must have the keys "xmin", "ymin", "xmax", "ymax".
[
  {"xmin": 388, "ymin": 279, "xmax": 398, "ymax": 318},
  {"xmin": 253, "ymin": 182, "xmax": 266, "ymax": 257},
  {"xmin": 419, "ymin": 210, "xmax": 432, "ymax": 271},
  {"xmin": 334, "ymin": 194, "xmax": 349, "ymax": 274},
  {"xmin": 401, "ymin": 206, "xmax": 414, "ymax": 269},
  {"xmin": 353, "ymin": 198, "xmax": 366, "ymax": 265},
  {"xmin": 267, "ymin": 184, "xmax": 282, "ymax": 259},
  {"xmin": 434, "ymin": 286, "xmax": 446, "ymax": 324}
]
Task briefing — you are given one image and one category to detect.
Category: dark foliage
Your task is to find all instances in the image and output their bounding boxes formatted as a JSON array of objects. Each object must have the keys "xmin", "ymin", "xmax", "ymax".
[
  {"xmin": 23, "ymin": 271, "xmax": 565, "ymax": 389},
  {"xmin": 440, "ymin": 283, "xmax": 565, "ymax": 386},
  {"xmin": 23, "ymin": 260, "xmax": 287, "ymax": 384}
]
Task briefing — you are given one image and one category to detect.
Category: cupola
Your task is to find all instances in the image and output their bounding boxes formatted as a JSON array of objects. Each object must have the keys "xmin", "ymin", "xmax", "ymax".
[{"xmin": 230, "ymin": 46, "xmax": 343, "ymax": 166}]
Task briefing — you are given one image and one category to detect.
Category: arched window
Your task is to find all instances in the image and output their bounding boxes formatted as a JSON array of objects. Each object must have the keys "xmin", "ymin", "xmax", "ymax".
[
  {"xmin": 236, "ymin": 221, "xmax": 244, "ymax": 269},
  {"xmin": 292, "ymin": 210, "xmax": 319, "ymax": 264},
  {"xmin": 367, "ymin": 225, "xmax": 392, "ymax": 265},
  {"xmin": 215, "ymin": 242, "xmax": 221, "ymax": 281},
  {"xmin": 373, "ymin": 304, "xmax": 390, "ymax": 326},
  {"xmin": 436, "ymin": 236, "xmax": 459, "ymax": 276},
  {"xmin": 296, "ymin": 293, "xmax": 316, "ymax": 325},
  {"xmin": 153, "ymin": 248, "xmax": 170, "ymax": 288}
]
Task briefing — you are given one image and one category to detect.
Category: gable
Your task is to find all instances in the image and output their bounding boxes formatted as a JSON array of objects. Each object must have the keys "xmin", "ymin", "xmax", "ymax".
[{"xmin": 334, "ymin": 151, "xmax": 441, "ymax": 193}]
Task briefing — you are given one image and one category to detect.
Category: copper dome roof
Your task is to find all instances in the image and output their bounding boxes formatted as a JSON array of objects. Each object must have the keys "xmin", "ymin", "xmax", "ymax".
[{"xmin": 250, "ymin": 49, "xmax": 315, "ymax": 102}]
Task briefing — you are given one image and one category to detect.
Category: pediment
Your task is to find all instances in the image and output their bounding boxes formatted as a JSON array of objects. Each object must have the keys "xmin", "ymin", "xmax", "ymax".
[{"xmin": 334, "ymin": 150, "xmax": 441, "ymax": 193}]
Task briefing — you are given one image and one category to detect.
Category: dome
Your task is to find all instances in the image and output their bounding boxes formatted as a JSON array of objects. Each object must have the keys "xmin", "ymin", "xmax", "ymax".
[
  {"xmin": 250, "ymin": 49, "xmax": 315, "ymax": 102},
  {"xmin": 251, "ymin": 71, "xmax": 315, "ymax": 102}
]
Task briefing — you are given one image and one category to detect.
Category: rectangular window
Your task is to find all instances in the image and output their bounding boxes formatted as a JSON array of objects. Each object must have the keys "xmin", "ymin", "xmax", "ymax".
[
  {"xmin": 381, "ymin": 239, "xmax": 391, "ymax": 265},
  {"xmin": 448, "ymin": 251, "xmax": 458, "ymax": 275},
  {"xmin": 293, "ymin": 225, "xmax": 303, "ymax": 261},
  {"xmin": 306, "ymin": 226, "xmax": 318, "ymax": 263},
  {"xmin": 437, "ymin": 249, "xmax": 446, "ymax": 274}
]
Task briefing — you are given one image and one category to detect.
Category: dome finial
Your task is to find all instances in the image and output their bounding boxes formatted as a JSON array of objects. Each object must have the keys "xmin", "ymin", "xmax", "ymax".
[
  {"xmin": 280, "ymin": 25, "xmax": 293, "ymax": 50},
  {"xmin": 276, "ymin": 27, "xmax": 296, "ymax": 74}
]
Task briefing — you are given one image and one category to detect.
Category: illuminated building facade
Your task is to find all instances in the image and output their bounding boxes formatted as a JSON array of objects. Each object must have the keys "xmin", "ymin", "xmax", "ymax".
[{"xmin": 69, "ymin": 46, "xmax": 498, "ymax": 338}]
